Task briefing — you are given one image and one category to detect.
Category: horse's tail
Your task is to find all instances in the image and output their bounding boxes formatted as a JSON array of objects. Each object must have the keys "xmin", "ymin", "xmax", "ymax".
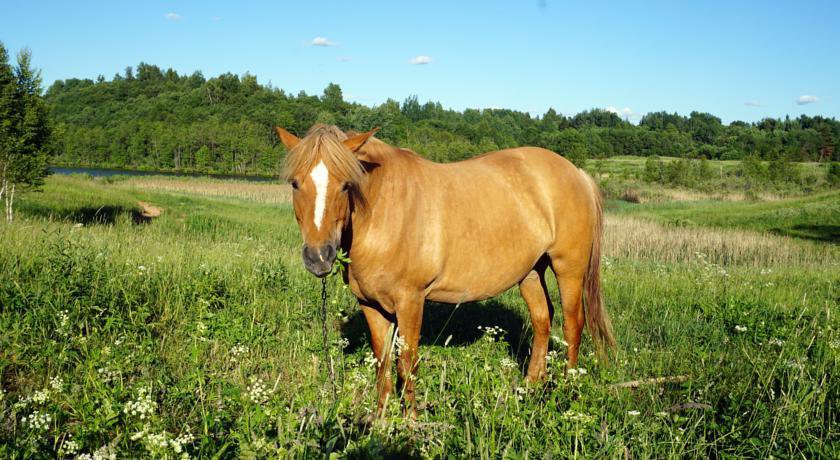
[{"xmin": 580, "ymin": 170, "xmax": 616, "ymax": 358}]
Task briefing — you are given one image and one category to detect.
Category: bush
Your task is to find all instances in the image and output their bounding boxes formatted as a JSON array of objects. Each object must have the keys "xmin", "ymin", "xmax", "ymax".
[
  {"xmin": 827, "ymin": 162, "xmax": 840, "ymax": 187},
  {"xmin": 619, "ymin": 188, "xmax": 642, "ymax": 203}
]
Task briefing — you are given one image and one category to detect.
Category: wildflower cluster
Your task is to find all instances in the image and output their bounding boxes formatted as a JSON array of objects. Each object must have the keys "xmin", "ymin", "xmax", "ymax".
[
  {"xmin": 693, "ymin": 251, "xmax": 729, "ymax": 282},
  {"xmin": 363, "ymin": 351, "xmax": 379, "ymax": 369},
  {"xmin": 124, "ymin": 387, "xmax": 157, "ymax": 420},
  {"xmin": 392, "ymin": 332, "xmax": 407, "ymax": 357},
  {"xmin": 76, "ymin": 445, "xmax": 117, "ymax": 460},
  {"xmin": 500, "ymin": 357, "xmax": 517, "ymax": 369},
  {"xmin": 57, "ymin": 310, "xmax": 71, "ymax": 335},
  {"xmin": 478, "ymin": 325, "xmax": 506, "ymax": 343},
  {"xmin": 246, "ymin": 377, "xmax": 271, "ymax": 405},
  {"xmin": 50, "ymin": 376, "xmax": 64, "ymax": 392},
  {"xmin": 97, "ymin": 367, "xmax": 119, "ymax": 383},
  {"xmin": 768, "ymin": 337, "xmax": 785, "ymax": 347},
  {"xmin": 230, "ymin": 343, "xmax": 249, "ymax": 360},
  {"xmin": 23, "ymin": 410, "xmax": 52, "ymax": 431},
  {"xmin": 561, "ymin": 410, "xmax": 595, "ymax": 424},
  {"xmin": 59, "ymin": 437, "xmax": 80, "ymax": 456},
  {"xmin": 566, "ymin": 367, "xmax": 588, "ymax": 379}
]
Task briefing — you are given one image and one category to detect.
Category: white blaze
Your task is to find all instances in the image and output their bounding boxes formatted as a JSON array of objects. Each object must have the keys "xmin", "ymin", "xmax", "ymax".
[{"xmin": 309, "ymin": 161, "xmax": 329, "ymax": 230}]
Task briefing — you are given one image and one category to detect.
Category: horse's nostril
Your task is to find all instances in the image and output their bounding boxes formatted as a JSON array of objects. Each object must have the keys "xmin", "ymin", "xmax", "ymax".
[{"xmin": 322, "ymin": 244, "xmax": 336, "ymax": 263}]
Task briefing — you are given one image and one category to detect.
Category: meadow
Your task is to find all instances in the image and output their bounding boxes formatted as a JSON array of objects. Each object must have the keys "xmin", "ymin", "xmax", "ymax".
[{"xmin": 0, "ymin": 171, "xmax": 837, "ymax": 458}]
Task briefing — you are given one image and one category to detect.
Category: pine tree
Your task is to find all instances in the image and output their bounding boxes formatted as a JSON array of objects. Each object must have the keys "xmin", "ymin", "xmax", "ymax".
[
  {"xmin": 0, "ymin": 42, "xmax": 19, "ymax": 214},
  {"xmin": 1, "ymin": 46, "xmax": 51, "ymax": 222}
]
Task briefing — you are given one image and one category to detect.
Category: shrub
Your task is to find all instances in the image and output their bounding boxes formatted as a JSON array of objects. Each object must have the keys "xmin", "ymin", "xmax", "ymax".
[{"xmin": 619, "ymin": 188, "xmax": 642, "ymax": 203}]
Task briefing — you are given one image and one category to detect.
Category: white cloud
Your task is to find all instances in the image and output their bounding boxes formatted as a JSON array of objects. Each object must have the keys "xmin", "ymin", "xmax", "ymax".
[
  {"xmin": 311, "ymin": 37, "xmax": 337, "ymax": 47},
  {"xmin": 409, "ymin": 55, "xmax": 432, "ymax": 65},
  {"xmin": 796, "ymin": 95, "xmax": 819, "ymax": 105},
  {"xmin": 165, "ymin": 12, "xmax": 182, "ymax": 21},
  {"xmin": 605, "ymin": 106, "xmax": 636, "ymax": 120},
  {"xmin": 744, "ymin": 100, "xmax": 762, "ymax": 107},
  {"xmin": 211, "ymin": 16, "xmax": 221, "ymax": 21}
]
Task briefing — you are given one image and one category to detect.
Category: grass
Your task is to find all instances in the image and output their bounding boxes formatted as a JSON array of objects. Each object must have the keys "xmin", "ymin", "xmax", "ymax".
[
  {"xmin": 610, "ymin": 191, "xmax": 840, "ymax": 243},
  {"xmin": 0, "ymin": 174, "xmax": 838, "ymax": 458}
]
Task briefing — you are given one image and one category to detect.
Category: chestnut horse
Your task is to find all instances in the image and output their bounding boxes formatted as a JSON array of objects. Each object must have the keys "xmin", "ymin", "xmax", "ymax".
[{"xmin": 275, "ymin": 124, "xmax": 615, "ymax": 417}]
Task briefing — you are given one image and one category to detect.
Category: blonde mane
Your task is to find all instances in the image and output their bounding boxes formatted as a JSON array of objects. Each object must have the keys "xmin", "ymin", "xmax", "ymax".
[{"xmin": 281, "ymin": 124, "xmax": 366, "ymax": 188}]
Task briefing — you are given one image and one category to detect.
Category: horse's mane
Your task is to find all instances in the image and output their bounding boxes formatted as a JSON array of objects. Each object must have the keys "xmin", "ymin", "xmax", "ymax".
[{"xmin": 281, "ymin": 124, "xmax": 366, "ymax": 189}]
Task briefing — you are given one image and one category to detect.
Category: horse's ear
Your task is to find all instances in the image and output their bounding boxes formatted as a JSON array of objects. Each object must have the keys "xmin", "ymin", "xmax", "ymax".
[
  {"xmin": 274, "ymin": 127, "xmax": 300, "ymax": 150},
  {"xmin": 342, "ymin": 128, "xmax": 380, "ymax": 152}
]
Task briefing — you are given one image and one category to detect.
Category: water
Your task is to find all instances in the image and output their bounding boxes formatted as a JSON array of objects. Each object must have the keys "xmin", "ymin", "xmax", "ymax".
[{"xmin": 49, "ymin": 166, "xmax": 276, "ymax": 183}]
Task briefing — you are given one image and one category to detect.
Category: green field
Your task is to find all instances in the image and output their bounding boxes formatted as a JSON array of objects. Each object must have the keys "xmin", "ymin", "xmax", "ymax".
[{"xmin": 1, "ymin": 174, "xmax": 838, "ymax": 458}]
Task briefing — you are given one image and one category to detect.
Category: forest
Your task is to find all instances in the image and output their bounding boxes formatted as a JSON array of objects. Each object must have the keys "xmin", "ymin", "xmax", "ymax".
[{"xmin": 46, "ymin": 63, "xmax": 840, "ymax": 175}]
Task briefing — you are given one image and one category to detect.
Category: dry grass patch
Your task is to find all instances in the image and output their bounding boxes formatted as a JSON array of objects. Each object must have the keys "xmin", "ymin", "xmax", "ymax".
[
  {"xmin": 116, "ymin": 177, "xmax": 290, "ymax": 203},
  {"xmin": 604, "ymin": 214, "xmax": 836, "ymax": 266}
]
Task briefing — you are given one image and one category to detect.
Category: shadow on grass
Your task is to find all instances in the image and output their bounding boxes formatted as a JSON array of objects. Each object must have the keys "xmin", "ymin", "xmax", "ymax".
[
  {"xmin": 341, "ymin": 299, "xmax": 534, "ymax": 366},
  {"xmin": 775, "ymin": 224, "xmax": 840, "ymax": 243},
  {"xmin": 20, "ymin": 203, "xmax": 152, "ymax": 225}
]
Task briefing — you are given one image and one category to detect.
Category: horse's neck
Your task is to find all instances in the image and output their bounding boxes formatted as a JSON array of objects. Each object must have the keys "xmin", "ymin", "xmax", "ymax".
[{"xmin": 350, "ymin": 146, "xmax": 419, "ymax": 238}]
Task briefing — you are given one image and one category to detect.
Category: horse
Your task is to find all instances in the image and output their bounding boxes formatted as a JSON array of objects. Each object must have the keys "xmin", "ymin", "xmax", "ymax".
[{"xmin": 275, "ymin": 124, "xmax": 615, "ymax": 418}]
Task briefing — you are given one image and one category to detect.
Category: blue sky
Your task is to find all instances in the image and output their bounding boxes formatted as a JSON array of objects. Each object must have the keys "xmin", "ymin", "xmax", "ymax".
[{"xmin": 1, "ymin": 0, "xmax": 838, "ymax": 123}]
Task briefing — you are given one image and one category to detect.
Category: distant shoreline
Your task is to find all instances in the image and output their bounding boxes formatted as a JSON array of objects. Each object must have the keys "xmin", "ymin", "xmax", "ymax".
[{"xmin": 48, "ymin": 165, "xmax": 277, "ymax": 183}]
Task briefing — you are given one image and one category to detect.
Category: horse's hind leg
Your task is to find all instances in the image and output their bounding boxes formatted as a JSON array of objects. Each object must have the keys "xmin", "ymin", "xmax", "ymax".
[
  {"xmin": 519, "ymin": 262, "xmax": 554, "ymax": 382},
  {"xmin": 550, "ymin": 259, "xmax": 586, "ymax": 368}
]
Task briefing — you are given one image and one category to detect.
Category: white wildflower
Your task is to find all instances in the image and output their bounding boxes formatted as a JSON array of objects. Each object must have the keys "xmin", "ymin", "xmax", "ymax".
[
  {"xmin": 561, "ymin": 410, "xmax": 595, "ymax": 424},
  {"xmin": 23, "ymin": 410, "xmax": 52, "ymax": 431},
  {"xmin": 392, "ymin": 333, "xmax": 406, "ymax": 356},
  {"xmin": 59, "ymin": 438, "xmax": 80, "ymax": 456},
  {"xmin": 76, "ymin": 444, "xmax": 117, "ymax": 460},
  {"xmin": 478, "ymin": 325, "xmax": 505, "ymax": 343},
  {"xmin": 57, "ymin": 310, "xmax": 71, "ymax": 335},
  {"xmin": 500, "ymin": 357, "xmax": 517, "ymax": 369},
  {"xmin": 246, "ymin": 377, "xmax": 270, "ymax": 405},
  {"xmin": 32, "ymin": 388, "xmax": 50, "ymax": 404},
  {"xmin": 124, "ymin": 386, "xmax": 157, "ymax": 420},
  {"xmin": 97, "ymin": 367, "xmax": 119, "ymax": 383},
  {"xmin": 363, "ymin": 352, "xmax": 379, "ymax": 369},
  {"xmin": 230, "ymin": 344, "xmax": 249, "ymax": 359},
  {"xmin": 734, "ymin": 325, "xmax": 747, "ymax": 333},
  {"xmin": 50, "ymin": 376, "xmax": 64, "ymax": 392},
  {"xmin": 768, "ymin": 337, "xmax": 785, "ymax": 347},
  {"xmin": 627, "ymin": 410, "xmax": 641, "ymax": 416}
]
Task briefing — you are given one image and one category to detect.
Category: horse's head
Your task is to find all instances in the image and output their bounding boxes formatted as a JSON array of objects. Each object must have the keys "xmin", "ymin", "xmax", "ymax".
[{"xmin": 275, "ymin": 124, "xmax": 378, "ymax": 277}]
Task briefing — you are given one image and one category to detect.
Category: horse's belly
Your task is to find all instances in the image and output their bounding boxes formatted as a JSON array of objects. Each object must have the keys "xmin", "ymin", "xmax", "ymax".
[{"xmin": 424, "ymin": 236, "xmax": 546, "ymax": 303}]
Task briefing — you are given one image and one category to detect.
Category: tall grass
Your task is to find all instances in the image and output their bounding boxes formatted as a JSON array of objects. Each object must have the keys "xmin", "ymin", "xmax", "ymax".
[{"xmin": 0, "ymin": 175, "xmax": 837, "ymax": 458}]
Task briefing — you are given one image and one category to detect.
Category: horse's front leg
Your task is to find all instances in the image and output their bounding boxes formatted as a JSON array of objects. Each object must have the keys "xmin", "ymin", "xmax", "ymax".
[
  {"xmin": 394, "ymin": 296, "xmax": 424, "ymax": 419},
  {"xmin": 360, "ymin": 302, "xmax": 395, "ymax": 418}
]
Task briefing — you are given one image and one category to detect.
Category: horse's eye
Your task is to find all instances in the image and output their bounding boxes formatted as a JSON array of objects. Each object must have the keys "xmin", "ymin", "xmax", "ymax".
[{"xmin": 289, "ymin": 180, "xmax": 299, "ymax": 190}]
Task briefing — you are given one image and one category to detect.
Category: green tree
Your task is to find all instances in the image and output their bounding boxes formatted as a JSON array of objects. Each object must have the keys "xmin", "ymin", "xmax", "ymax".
[{"xmin": 0, "ymin": 45, "xmax": 51, "ymax": 222}]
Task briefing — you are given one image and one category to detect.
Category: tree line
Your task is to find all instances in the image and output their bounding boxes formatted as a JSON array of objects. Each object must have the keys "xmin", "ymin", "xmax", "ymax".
[{"xmin": 44, "ymin": 63, "xmax": 840, "ymax": 176}]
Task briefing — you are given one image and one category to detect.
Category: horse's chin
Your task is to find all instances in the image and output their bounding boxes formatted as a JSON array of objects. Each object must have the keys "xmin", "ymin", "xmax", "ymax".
[{"xmin": 306, "ymin": 265, "xmax": 331, "ymax": 278}]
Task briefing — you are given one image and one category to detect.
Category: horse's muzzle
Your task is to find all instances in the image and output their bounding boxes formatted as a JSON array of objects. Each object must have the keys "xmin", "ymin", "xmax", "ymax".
[{"xmin": 302, "ymin": 243, "xmax": 336, "ymax": 277}]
